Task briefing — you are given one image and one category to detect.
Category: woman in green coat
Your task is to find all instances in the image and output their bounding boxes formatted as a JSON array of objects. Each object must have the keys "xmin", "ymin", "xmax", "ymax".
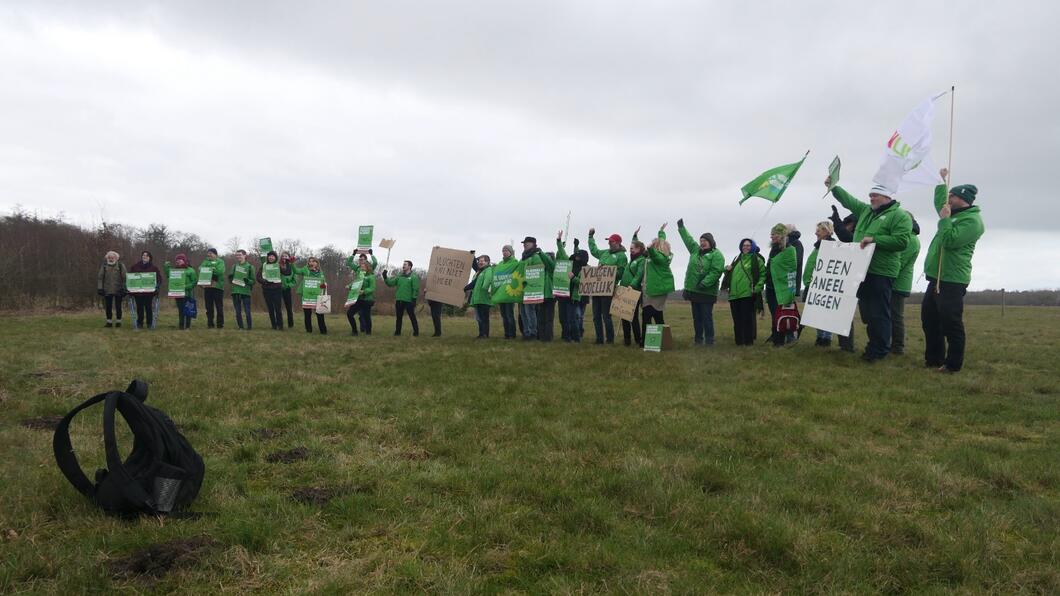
[
  {"xmin": 677, "ymin": 219, "xmax": 725, "ymax": 346},
  {"xmin": 470, "ymin": 255, "xmax": 494, "ymax": 338},
  {"xmin": 766, "ymin": 223, "xmax": 799, "ymax": 346},
  {"xmin": 640, "ymin": 225, "xmax": 675, "ymax": 343},
  {"xmin": 291, "ymin": 256, "xmax": 328, "ymax": 334},
  {"xmin": 723, "ymin": 238, "xmax": 766, "ymax": 346},
  {"xmin": 163, "ymin": 253, "xmax": 198, "ymax": 330}
]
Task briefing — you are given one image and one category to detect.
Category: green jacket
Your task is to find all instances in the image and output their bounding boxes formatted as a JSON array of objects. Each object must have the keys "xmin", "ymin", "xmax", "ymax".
[
  {"xmin": 895, "ymin": 233, "xmax": 921, "ymax": 295},
  {"xmin": 228, "ymin": 262, "xmax": 256, "ymax": 296},
  {"xmin": 588, "ymin": 236, "xmax": 628, "ymax": 282},
  {"xmin": 727, "ymin": 253, "xmax": 766, "ymax": 301},
  {"xmin": 471, "ymin": 265, "xmax": 494, "ymax": 306},
  {"xmin": 923, "ymin": 184, "xmax": 984, "ymax": 285},
  {"xmin": 621, "ymin": 254, "xmax": 645, "ymax": 290},
  {"xmin": 643, "ymin": 231, "xmax": 676, "ymax": 297},
  {"xmin": 385, "ymin": 271, "xmax": 420, "ymax": 302},
  {"xmin": 677, "ymin": 224, "xmax": 725, "ymax": 296},
  {"xmin": 520, "ymin": 248, "xmax": 554, "ymax": 300},
  {"xmin": 768, "ymin": 245, "xmax": 798, "ymax": 305},
  {"xmin": 162, "ymin": 263, "xmax": 197, "ymax": 298},
  {"xmin": 831, "ymin": 186, "xmax": 913, "ymax": 278},
  {"xmin": 556, "ymin": 239, "xmax": 584, "ymax": 302},
  {"xmin": 291, "ymin": 264, "xmax": 326, "ymax": 296},
  {"xmin": 345, "ymin": 254, "xmax": 378, "ymax": 273},
  {"xmin": 200, "ymin": 257, "xmax": 227, "ymax": 291},
  {"xmin": 360, "ymin": 272, "xmax": 376, "ymax": 302}
]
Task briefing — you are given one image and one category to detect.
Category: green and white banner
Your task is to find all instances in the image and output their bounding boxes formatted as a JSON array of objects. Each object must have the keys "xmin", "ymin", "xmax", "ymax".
[
  {"xmin": 357, "ymin": 225, "xmax": 374, "ymax": 253},
  {"xmin": 643, "ymin": 324, "xmax": 664, "ymax": 352},
  {"xmin": 345, "ymin": 277, "xmax": 364, "ymax": 308},
  {"xmin": 552, "ymin": 260, "xmax": 571, "ymax": 298},
  {"xmin": 262, "ymin": 262, "xmax": 281, "ymax": 283},
  {"xmin": 232, "ymin": 263, "xmax": 250, "ymax": 287},
  {"xmin": 522, "ymin": 265, "xmax": 545, "ymax": 304},
  {"xmin": 490, "ymin": 260, "xmax": 524, "ymax": 304},
  {"xmin": 167, "ymin": 269, "xmax": 186, "ymax": 298},
  {"xmin": 197, "ymin": 265, "xmax": 213, "ymax": 286},
  {"xmin": 302, "ymin": 278, "xmax": 321, "ymax": 308},
  {"xmin": 126, "ymin": 272, "xmax": 157, "ymax": 294}
]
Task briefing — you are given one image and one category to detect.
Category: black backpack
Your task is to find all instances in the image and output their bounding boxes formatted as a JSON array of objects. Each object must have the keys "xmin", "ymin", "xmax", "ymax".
[{"xmin": 53, "ymin": 379, "xmax": 205, "ymax": 516}]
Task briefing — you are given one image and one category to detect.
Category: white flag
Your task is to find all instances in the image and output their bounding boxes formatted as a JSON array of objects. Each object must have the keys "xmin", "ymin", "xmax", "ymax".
[{"xmin": 872, "ymin": 92, "xmax": 947, "ymax": 195}]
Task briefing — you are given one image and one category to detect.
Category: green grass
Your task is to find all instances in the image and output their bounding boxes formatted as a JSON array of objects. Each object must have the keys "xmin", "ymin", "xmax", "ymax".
[{"xmin": 0, "ymin": 305, "xmax": 1057, "ymax": 593}]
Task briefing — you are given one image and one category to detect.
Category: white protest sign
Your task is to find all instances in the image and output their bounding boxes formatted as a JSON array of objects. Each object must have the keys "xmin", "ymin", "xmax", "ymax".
[{"xmin": 801, "ymin": 241, "xmax": 875, "ymax": 336}]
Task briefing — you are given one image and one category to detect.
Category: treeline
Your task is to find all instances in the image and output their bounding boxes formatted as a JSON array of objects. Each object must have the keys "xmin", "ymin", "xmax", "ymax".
[
  {"xmin": 908, "ymin": 289, "xmax": 1060, "ymax": 307},
  {"xmin": 0, "ymin": 209, "xmax": 414, "ymax": 312}
]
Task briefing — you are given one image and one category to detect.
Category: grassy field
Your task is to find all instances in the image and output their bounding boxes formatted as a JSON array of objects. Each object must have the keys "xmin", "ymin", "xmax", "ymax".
[{"xmin": 0, "ymin": 305, "xmax": 1057, "ymax": 593}]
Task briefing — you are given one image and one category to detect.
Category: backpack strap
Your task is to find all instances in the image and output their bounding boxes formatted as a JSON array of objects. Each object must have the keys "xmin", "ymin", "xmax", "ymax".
[
  {"xmin": 126, "ymin": 379, "xmax": 148, "ymax": 402},
  {"xmin": 102, "ymin": 392, "xmax": 164, "ymax": 512},
  {"xmin": 52, "ymin": 391, "xmax": 115, "ymax": 498}
]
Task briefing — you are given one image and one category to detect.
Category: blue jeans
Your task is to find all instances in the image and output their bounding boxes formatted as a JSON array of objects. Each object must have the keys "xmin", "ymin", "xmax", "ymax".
[
  {"xmin": 499, "ymin": 303, "xmax": 517, "ymax": 338},
  {"xmin": 520, "ymin": 303, "xmax": 538, "ymax": 338},
  {"xmin": 816, "ymin": 329, "xmax": 833, "ymax": 341},
  {"xmin": 690, "ymin": 298, "xmax": 716, "ymax": 345},
  {"xmin": 570, "ymin": 301, "xmax": 584, "ymax": 342},
  {"xmin": 858, "ymin": 273, "xmax": 894, "ymax": 359},
  {"xmin": 591, "ymin": 296, "xmax": 615, "ymax": 343},
  {"xmin": 232, "ymin": 294, "xmax": 252, "ymax": 329}
]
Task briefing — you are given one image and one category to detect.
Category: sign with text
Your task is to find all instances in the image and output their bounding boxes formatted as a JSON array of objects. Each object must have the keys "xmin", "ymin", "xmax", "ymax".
[
  {"xmin": 552, "ymin": 260, "xmax": 571, "ymax": 298},
  {"xmin": 257, "ymin": 237, "xmax": 273, "ymax": 254},
  {"xmin": 609, "ymin": 285, "xmax": 641, "ymax": 321},
  {"xmin": 424, "ymin": 246, "xmax": 474, "ymax": 307},
  {"xmin": 522, "ymin": 265, "xmax": 545, "ymax": 304},
  {"xmin": 167, "ymin": 269, "xmax": 186, "ymax": 298},
  {"xmin": 578, "ymin": 266, "xmax": 617, "ymax": 297},
  {"xmin": 356, "ymin": 225, "xmax": 374, "ymax": 254},
  {"xmin": 643, "ymin": 324, "xmax": 673, "ymax": 352},
  {"xmin": 801, "ymin": 241, "xmax": 875, "ymax": 335}
]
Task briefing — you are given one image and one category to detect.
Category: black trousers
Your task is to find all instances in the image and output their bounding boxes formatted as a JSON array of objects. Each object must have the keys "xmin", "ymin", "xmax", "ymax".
[
  {"xmin": 891, "ymin": 293, "xmax": 908, "ymax": 354},
  {"xmin": 281, "ymin": 287, "xmax": 295, "ymax": 327},
  {"xmin": 622, "ymin": 297, "xmax": 642, "ymax": 346},
  {"xmin": 538, "ymin": 298, "xmax": 555, "ymax": 342},
  {"xmin": 765, "ymin": 287, "xmax": 779, "ymax": 344},
  {"xmin": 592, "ymin": 296, "xmax": 615, "ymax": 343},
  {"xmin": 730, "ymin": 297, "xmax": 756, "ymax": 345},
  {"xmin": 175, "ymin": 297, "xmax": 191, "ymax": 329},
  {"xmin": 104, "ymin": 294, "xmax": 123, "ymax": 321},
  {"xmin": 346, "ymin": 303, "xmax": 360, "ymax": 334},
  {"xmin": 303, "ymin": 308, "xmax": 327, "ymax": 333},
  {"xmin": 499, "ymin": 303, "xmax": 516, "ymax": 338},
  {"xmin": 922, "ymin": 279, "xmax": 968, "ymax": 371},
  {"xmin": 396, "ymin": 300, "xmax": 419, "ymax": 335},
  {"xmin": 557, "ymin": 299, "xmax": 572, "ymax": 340},
  {"xmin": 641, "ymin": 305, "xmax": 664, "ymax": 342},
  {"xmin": 358, "ymin": 301, "xmax": 374, "ymax": 334},
  {"xmin": 134, "ymin": 294, "xmax": 154, "ymax": 328},
  {"xmin": 857, "ymin": 273, "xmax": 894, "ymax": 359},
  {"xmin": 204, "ymin": 287, "xmax": 224, "ymax": 328},
  {"xmin": 475, "ymin": 304, "xmax": 491, "ymax": 337},
  {"xmin": 264, "ymin": 287, "xmax": 283, "ymax": 329},
  {"xmin": 428, "ymin": 300, "xmax": 443, "ymax": 336}
]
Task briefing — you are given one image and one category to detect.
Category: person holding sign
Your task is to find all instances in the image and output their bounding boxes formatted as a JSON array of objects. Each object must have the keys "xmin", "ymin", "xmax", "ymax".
[
  {"xmin": 677, "ymin": 219, "xmax": 725, "ymax": 346},
  {"xmin": 827, "ymin": 176, "xmax": 913, "ymax": 362},
  {"xmin": 128, "ymin": 251, "xmax": 162, "ymax": 330},
  {"xmin": 97, "ymin": 251, "xmax": 127, "ymax": 328},
  {"xmin": 200, "ymin": 248, "xmax": 227, "ymax": 329},
  {"xmin": 279, "ymin": 252, "xmax": 297, "ymax": 328},
  {"xmin": 228, "ymin": 250, "xmax": 256, "ymax": 330},
  {"xmin": 163, "ymin": 253, "xmax": 197, "ymax": 330},
  {"xmin": 639, "ymin": 226, "xmax": 675, "ymax": 342},
  {"xmin": 344, "ymin": 266, "xmax": 366, "ymax": 335},
  {"xmin": 558, "ymin": 237, "xmax": 590, "ymax": 342},
  {"xmin": 518, "ymin": 237, "xmax": 552, "ymax": 340},
  {"xmin": 587, "ymin": 229, "xmax": 627, "ymax": 344},
  {"xmin": 491, "ymin": 245, "xmax": 520, "ymax": 339},
  {"xmin": 257, "ymin": 251, "xmax": 285, "ymax": 331},
  {"xmin": 802, "ymin": 222, "xmax": 840, "ymax": 347},
  {"xmin": 921, "ymin": 170, "xmax": 985, "ymax": 373},
  {"xmin": 722, "ymin": 239, "xmax": 766, "ymax": 346},
  {"xmin": 383, "ymin": 260, "xmax": 420, "ymax": 336},
  {"xmin": 291, "ymin": 256, "xmax": 328, "ymax": 334},
  {"xmin": 554, "ymin": 233, "xmax": 580, "ymax": 342},
  {"xmin": 350, "ymin": 259, "xmax": 377, "ymax": 335},
  {"xmin": 766, "ymin": 225, "xmax": 799, "ymax": 347},
  {"xmin": 469, "ymin": 254, "xmax": 494, "ymax": 338},
  {"xmin": 619, "ymin": 237, "xmax": 646, "ymax": 347}
]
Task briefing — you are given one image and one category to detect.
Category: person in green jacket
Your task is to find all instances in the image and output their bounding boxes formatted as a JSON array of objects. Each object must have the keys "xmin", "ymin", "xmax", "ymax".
[
  {"xmin": 677, "ymin": 218, "xmax": 725, "ymax": 346},
  {"xmin": 922, "ymin": 169, "xmax": 985, "ymax": 373},
  {"xmin": 555, "ymin": 233, "xmax": 589, "ymax": 342},
  {"xmin": 383, "ymin": 260, "xmax": 420, "ymax": 336},
  {"xmin": 279, "ymin": 252, "xmax": 297, "ymax": 328},
  {"xmin": 827, "ymin": 176, "xmax": 913, "ymax": 361},
  {"xmin": 97, "ymin": 251, "xmax": 127, "ymax": 327},
  {"xmin": 619, "ymin": 236, "xmax": 646, "ymax": 346},
  {"xmin": 291, "ymin": 256, "xmax": 328, "ymax": 334},
  {"xmin": 640, "ymin": 225, "xmax": 676, "ymax": 343},
  {"xmin": 469, "ymin": 254, "xmax": 494, "ymax": 338},
  {"xmin": 163, "ymin": 253, "xmax": 198, "ymax": 330},
  {"xmin": 766, "ymin": 224, "xmax": 799, "ymax": 347},
  {"xmin": 892, "ymin": 214, "xmax": 921, "ymax": 355},
  {"xmin": 492, "ymin": 245, "xmax": 520, "ymax": 339},
  {"xmin": 587, "ymin": 229, "xmax": 628, "ymax": 344},
  {"xmin": 228, "ymin": 249, "xmax": 256, "ymax": 330},
  {"xmin": 200, "ymin": 248, "xmax": 227, "ymax": 329},
  {"xmin": 722, "ymin": 238, "xmax": 766, "ymax": 346},
  {"xmin": 518, "ymin": 236, "xmax": 553, "ymax": 340}
]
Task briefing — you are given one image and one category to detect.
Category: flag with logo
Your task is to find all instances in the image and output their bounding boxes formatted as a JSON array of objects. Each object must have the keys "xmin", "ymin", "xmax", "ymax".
[
  {"xmin": 489, "ymin": 259, "xmax": 524, "ymax": 304},
  {"xmin": 872, "ymin": 92, "xmax": 947, "ymax": 195},
  {"xmin": 739, "ymin": 152, "xmax": 808, "ymax": 205}
]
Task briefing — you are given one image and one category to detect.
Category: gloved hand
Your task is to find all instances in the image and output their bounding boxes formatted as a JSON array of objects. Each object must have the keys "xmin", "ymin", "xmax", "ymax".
[
  {"xmin": 382, "ymin": 270, "xmax": 389, "ymax": 278},
  {"xmin": 677, "ymin": 218, "xmax": 684, "ymax": 228},
  {"xmin": 573, "ymin": 238, "xmax": 580, "ymax": 249},
  {"xmin": 831, "ymin": 205, "xmax": 840, "ymax": 219}
]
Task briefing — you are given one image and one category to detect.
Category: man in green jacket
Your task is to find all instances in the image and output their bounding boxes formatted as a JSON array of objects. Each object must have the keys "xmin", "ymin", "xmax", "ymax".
[
  {"xmin": 470, "ymin": 255, "xmax": 494, "ymax": 338},
  {"xmin": 383, "ymin": 260, "xmax": 420, "ymax": 336},
  {"xmin": 619, "ymin": 237, "xmax": 646, "ymax": 346},
  {"xmin": 922, "ymin": 169, "xmax": 985, "ymax": 373},
  {"xmin": 827, "ymin": 176, "xmax": 913, "ymax": 362},
  {"xmin": 587, "ymin": 229, "xmax": 627, "ymax": 344},
  {"xmin": 518, "ymin": 236, "xmax": 552, "ymax": 340},
  {"xmin": 892, "ymin": 214, "xmax": 921, "ymax": 355},
  {"xmin": 678, "ymin": 218, "xmax": 725, "ymax": 346},
  {"xmin": 200, "ymin": 248, "xmax": 227, "ymax": 329}
]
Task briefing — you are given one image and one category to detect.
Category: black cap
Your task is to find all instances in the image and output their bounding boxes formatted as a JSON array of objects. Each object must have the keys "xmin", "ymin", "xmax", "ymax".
[{"xmin": 522, "ymin": 236, "xmax": 537, "ymax": 244}]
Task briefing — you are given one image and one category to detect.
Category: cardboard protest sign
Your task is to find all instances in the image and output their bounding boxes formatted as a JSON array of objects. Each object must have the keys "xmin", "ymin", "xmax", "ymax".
[
  {"xmin": 609, "ymin": 285, "xmax": 641, "ymax": 321},
  {"xmin": 552, "ymin": 260, "xmax": 572, "ymax": 298},
  {"xmin": 522, "ymin": 265, "xmax": 545, "ymax": 304},
  {"xmin": 262, "ymin": 262, "xmax": 281, "ymax": 283},
  {"xmin": 356, "ymin": 226, "xmax": 374, "ymax": 254},
  {"xmin": 258, "ymin": 237, "xmax": 273, "ymax": 254},
  {"xmin": 424, "ymin": 247, "xmax": 474, "ymax": 307},
  {"xmin": 643, "ymin": 324, "xmax": 673, "ymax": 352},
  {"xmin": 378, "ymin": 238, "xmax": 395, "ymax": 249},
  {"xmin": 579, "ymin": 266, "xmax": 617, "ymax": 297},
  {"xmin": 801, "ymin": 241, "xmax": 875, "ymax": 335},
  {"xmin": 167, "ymin": 269, "xmax": 186, "ymax": 298}
]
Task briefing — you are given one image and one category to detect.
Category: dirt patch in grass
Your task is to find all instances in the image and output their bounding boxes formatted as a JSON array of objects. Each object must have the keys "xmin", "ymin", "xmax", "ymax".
[
  {"xmin": 109, "ymin": 536, "xmax": 219, "ymax": 579},
  {"xmin": 290, "ymin": 484, "xmax": 371, "ymax": 506},
  {"xmin": 404, "ymin": 446, "xmax": 432, "ymax": 461},
  {"xmin": 265, "ymin": 447, "xmax": 309, "ymax": 464},
  {"xmin": 20, "ymin": 415, "xmax": 64, "ymax": 431}
]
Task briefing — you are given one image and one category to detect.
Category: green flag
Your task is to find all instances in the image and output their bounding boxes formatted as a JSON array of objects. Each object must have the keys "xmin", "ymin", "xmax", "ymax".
[
  {"xmin": 490, "ymin": 259, "xmax": 525, "ymax": 304},
  {"xmin": 739, "ymin": 152, "xmax": 809, "ymax": 205}
]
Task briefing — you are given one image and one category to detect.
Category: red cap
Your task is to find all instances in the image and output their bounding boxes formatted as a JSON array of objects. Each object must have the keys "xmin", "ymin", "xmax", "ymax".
[{"xmin": 606, "ymin": 234, "xmax": 622, "ymax": 244}]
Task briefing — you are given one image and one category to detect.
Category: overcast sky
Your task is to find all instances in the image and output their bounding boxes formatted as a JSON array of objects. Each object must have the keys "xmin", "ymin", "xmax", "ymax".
[{"xmin": 1, "ymin": 1, "xmax": 1056, "ymax": 290}]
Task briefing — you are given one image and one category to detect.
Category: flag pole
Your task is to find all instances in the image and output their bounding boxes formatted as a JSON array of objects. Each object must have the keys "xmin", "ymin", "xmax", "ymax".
[{"xmin": 946, "ymin": 85, "xmax": 955, "ymax": 186}]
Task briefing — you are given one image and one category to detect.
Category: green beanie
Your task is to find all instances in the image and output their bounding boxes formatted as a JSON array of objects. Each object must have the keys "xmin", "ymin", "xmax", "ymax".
[
  {"xmin": 770, "ymin": 223, "xmax": 788, "ymax": 236},
  {"xmin": 949, "ymin": 184, "xmax": 978, "ymax": 204}
]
